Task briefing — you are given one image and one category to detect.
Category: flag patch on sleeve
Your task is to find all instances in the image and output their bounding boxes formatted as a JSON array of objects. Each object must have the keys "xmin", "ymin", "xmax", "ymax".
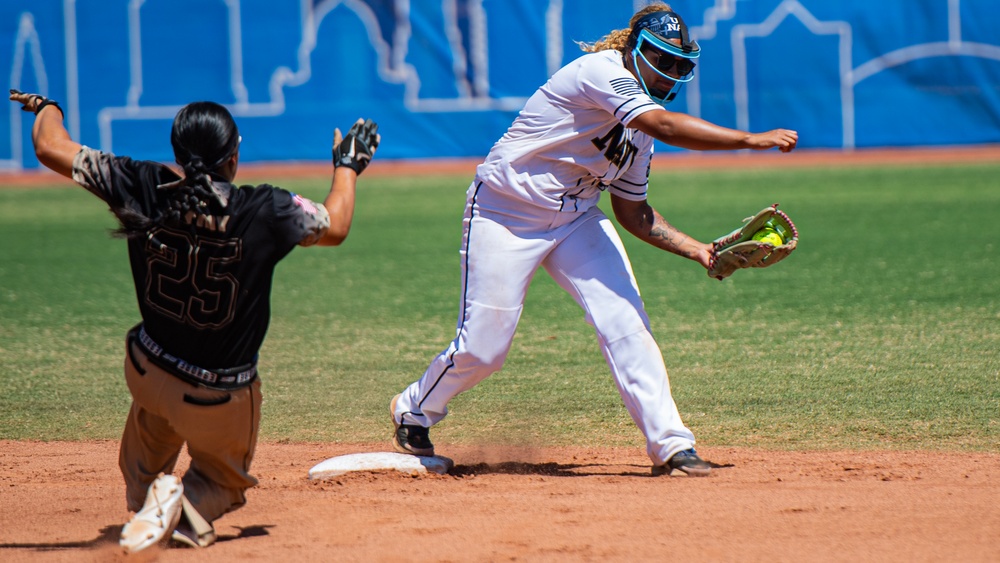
[{"xmin": 291, "ymin": 193, "xmax": 319, "ymax": 215}]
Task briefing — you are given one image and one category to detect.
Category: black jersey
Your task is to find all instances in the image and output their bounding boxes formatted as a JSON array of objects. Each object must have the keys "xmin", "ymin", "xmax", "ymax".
[{"xmin": 72, "ymin": 147, "xmax": 328, "ymax": 369}]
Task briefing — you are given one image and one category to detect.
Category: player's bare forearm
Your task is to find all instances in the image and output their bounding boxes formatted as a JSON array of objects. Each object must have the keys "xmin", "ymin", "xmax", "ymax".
[
  {"xmin": 31, "ymin": 106, "xmax": 81, "ymax": 178},
  {"xmin": 630, "ymin": 109, "xmax": 797, "ymax": 153},
  {"xmin": 611, "ymin": 196, "xmax": 712, "ymax": 267},
  {"xmin": 315, "ymin": 167, "xmax": 357, "ymax": 246},
  {"xmin": 646, "ymin": 211, "xmax": 713, "ymax": 267},
  {"xmin": 314, "ymin": 119, "xmax": 377, "ymax": 246}
]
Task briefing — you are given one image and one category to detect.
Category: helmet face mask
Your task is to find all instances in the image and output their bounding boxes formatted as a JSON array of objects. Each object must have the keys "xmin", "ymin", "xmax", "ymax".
[{"xmin": 627, "ymin": 11, "xmax": 700, "ymax": 106}]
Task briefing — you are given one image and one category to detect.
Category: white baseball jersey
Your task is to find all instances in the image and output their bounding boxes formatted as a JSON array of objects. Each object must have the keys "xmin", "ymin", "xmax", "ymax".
[{"xmin": 475, "ymin": 50, "xmax": 661, "ymax": 213}]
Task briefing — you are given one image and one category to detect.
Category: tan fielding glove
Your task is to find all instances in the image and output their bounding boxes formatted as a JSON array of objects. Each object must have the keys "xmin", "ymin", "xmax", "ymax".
[{"xmin": 707, "ymin": 204, "xmax": 798, "ymax": 280}]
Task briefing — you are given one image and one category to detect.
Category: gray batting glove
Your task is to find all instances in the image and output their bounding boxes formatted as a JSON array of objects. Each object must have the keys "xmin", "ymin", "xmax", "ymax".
[
  {"xmin": 10, "ymin": 89, "xmax": 62, "ymax": 116},
  {"xmin": 332, "ymin": 118, "xmax": 379, "ymax": 175}
]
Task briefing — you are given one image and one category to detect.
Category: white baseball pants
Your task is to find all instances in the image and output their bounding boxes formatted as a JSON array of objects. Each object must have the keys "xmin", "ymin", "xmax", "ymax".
[{"xmin": 395, "ymin": 182, "xmax": 696, "ymax": 465}]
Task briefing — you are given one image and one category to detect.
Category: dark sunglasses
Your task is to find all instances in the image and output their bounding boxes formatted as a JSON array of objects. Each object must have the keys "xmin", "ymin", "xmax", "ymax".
[{"xmin": 646, "ymin": 49, "xmax": 696, "ymax": 77}]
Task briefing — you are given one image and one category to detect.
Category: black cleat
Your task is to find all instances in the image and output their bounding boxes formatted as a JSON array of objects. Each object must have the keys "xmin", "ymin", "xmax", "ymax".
[
  {"xmin": 390, "ymin": 394, "xmax": 435, "ymax": 456},
  {"xmin": 652, "ymin": 448, "xmax": 712, "ymax": 477}
]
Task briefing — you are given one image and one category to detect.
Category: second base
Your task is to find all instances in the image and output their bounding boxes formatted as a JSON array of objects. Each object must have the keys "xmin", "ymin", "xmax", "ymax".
[{"xmin": 308, "ymin": 452, "xmax": 454, "ymax": 480}]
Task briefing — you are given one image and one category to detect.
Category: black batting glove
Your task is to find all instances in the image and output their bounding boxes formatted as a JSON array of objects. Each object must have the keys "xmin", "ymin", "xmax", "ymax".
[
  {"xmin": 332, "ymin": 118, "xmax": 379, "ymax": 175},
  {"xmin": 9, "ymin": 89, "xmax": 63, "ymax": 116}
]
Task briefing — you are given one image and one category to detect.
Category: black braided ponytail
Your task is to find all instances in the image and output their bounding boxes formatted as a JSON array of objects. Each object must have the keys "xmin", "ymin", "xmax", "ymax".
[{"xmin": 112, "ymin": 101, "xmax": 240, "ymax": 239}]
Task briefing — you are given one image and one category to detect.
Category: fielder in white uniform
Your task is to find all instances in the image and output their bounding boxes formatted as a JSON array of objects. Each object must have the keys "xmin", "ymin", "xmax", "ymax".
[{"xmin": 392, "ymin": 3, "xmax": 798, "ymax": 476}]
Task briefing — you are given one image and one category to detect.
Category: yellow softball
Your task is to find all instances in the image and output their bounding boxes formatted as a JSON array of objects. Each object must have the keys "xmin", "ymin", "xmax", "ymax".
[{"xmin": 752, "ymin": 228, "xmax": 783, "ymax": 246}]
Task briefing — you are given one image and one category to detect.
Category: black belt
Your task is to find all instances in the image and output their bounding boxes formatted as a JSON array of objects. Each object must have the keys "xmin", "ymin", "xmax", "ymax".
[{"xmin": 129, "ymin": 325, "xmax": 258, "ymax": 390}]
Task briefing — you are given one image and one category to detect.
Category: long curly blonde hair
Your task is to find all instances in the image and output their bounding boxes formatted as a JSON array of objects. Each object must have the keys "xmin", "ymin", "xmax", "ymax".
[{"xmin": 579, "ymin": 2, "xmax": 673, "ymax": 54}]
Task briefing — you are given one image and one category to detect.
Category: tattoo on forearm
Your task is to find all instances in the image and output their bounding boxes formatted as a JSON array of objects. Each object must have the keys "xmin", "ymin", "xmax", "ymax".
[
  {"xmin": 650, "ymin": 223, "xmax": 685, "ymax": 245},
  {"xmin": 649, "ymin": 219, "xmax": 694, "ymax": 257},
  {"xmin": 624, "ymin": 203, "xmax": 697, "ymax": 258}
]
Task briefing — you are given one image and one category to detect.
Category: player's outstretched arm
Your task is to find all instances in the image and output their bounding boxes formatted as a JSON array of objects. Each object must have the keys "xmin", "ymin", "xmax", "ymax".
[
  {"xmin": 611, "ymin": 194, "xmax": 713, "ymax": 268},
  {"xmin": 313, "ymin": 118, "xmax": 380, "ymax": 247},
  {"xmin": 630, "ymin": 108, "xmax": 797, "ymax": 153},
  {"xmin": 9, "ymin": 89, "xmax": 81, "ymax": 178}
]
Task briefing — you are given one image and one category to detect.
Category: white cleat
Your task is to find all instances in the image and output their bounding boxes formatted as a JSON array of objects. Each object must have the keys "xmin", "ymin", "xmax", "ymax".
[
  {"xmin": 170, "ymin": 495, "xmax": 217, "ymax": 548},
  {"xmin": 119, "ymin": 473, "xmax": 184, "ymax": 554}
]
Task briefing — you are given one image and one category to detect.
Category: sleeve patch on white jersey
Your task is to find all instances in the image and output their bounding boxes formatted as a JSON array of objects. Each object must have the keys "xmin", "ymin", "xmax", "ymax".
[{"xmin": 609, "ymin": 77, "xmax": 645, "ymax": 97}]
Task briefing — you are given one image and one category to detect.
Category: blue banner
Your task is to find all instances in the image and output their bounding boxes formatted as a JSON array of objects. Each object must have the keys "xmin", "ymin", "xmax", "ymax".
[{"xmin": 3, "ymin": 0, "xmax": 999, "ymax": 169}]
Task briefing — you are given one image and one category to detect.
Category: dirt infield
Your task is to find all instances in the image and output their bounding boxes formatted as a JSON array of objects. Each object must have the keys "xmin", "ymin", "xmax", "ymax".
[
  {"xmin": 245, "ymin": 143, "xmax": 1000, "ymax": 179},
  {"xmin": 1, "ymin": 440, "xmax": 997, "ymax": 562},
  {"xmin": 4, "ymin": 144, "xmax": 1000, "ymax": 187}
]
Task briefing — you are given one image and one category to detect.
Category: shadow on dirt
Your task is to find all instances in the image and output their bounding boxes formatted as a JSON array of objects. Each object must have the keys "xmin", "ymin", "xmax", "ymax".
[
  {"xmin": 450, "ymin": 459, "xmax": 735, "ymax": 477},
  {"xmin": 0, "ymin": 522, "xmax": 275, "ymax": 551}
]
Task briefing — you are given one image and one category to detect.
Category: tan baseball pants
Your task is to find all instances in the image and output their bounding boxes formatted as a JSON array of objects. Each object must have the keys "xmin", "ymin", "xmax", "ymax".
[{"xmin": 120, "ymin": 336, "xmax": 262, "ymax": 523}]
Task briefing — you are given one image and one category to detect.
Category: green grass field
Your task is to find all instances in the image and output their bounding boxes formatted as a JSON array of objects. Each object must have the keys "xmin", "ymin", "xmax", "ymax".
[{"xmin": 1, "ymin": 162, "xmax": 998, "ymax": 451}]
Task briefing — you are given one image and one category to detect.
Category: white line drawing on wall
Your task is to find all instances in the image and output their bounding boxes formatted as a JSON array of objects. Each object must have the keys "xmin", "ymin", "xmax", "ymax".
[
  {"xmin": 686, "ymin": 0, "xmax": 738, "ymax": 119},
  {"xmin": 5, "ymin": 12, "xmax": 49, "ymax": 170},
  {"xmin": 851, "ymin": 0, "xmax": 1000, "ymax": 85},
  {"xmin": 726, "ymin": 0, "xmax": 1000, "ymax": 149},
  {"xmin": 95, "ymin": 0, "xmax": 548, "ymax": 155},
  {"xmin": 443, "ymin": 0, "xmax": 474, "ymax": 99},
  {"xmin": 64, "ymin": 0, "xmax": 80, "ymax": 143},
  {"xmin": 5, "ymin": 0, "xmax": 999, "ymax": 168},
  {"xmin": 545, "ymin": 0, "xmax": 563, "ymax": 77},
  {"xmin": 99, "ymin": 0, "xmax": 254, "ymax": 152},
  {"xmin": 730, "ymin": 0, "xmax": 853, "ymax": 146}
]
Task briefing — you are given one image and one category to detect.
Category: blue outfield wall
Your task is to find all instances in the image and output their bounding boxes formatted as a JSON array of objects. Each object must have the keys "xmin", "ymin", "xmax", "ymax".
[{"xmin": 2, "ymin": 0, "xmax": 999, "ymax": 169}]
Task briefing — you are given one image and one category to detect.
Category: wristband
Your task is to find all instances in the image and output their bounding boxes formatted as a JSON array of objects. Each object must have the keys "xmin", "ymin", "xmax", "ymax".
[{"xmin": 36, "ymin": 99, "xmax": 63, "ymax": 117}]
